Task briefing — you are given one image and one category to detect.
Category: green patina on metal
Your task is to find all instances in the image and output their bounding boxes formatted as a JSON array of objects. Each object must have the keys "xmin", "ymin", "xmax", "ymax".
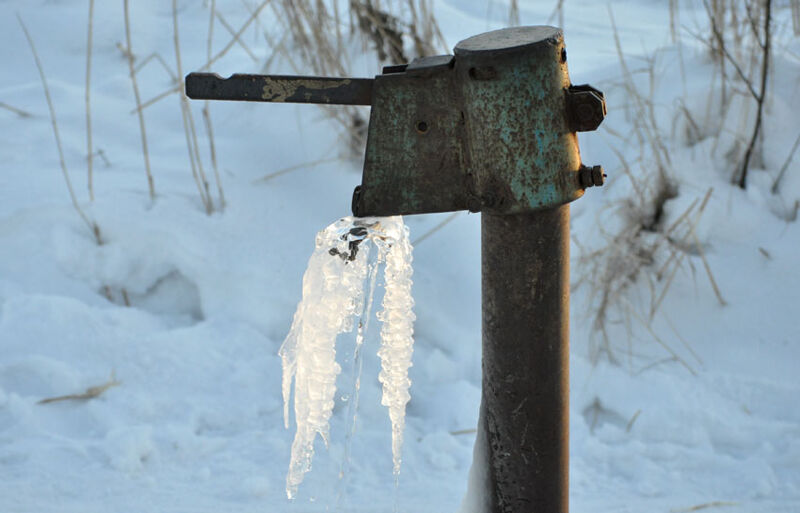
[
  {"xmin": 354, "ymin": 26, "xmax": 595, "ymax": 217},
  {"xmin": 184, "ymin": 27, "xmax": 606, "ymax": 218}
]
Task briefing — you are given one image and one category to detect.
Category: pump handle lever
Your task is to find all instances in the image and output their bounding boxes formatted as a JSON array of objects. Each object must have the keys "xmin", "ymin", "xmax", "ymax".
[{"xmin": 184, "ymin": 72, "xmax": 374, "ymax": 106}]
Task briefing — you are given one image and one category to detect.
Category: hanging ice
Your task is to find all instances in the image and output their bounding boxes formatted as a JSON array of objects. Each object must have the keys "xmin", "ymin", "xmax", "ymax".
[
  {"xmin": 374, "ymin": 220, "xmax": 415, "ymax": 476},
  {"xmin": 278, "ymin": 216, "xmax": 415, "ymax": 499}
]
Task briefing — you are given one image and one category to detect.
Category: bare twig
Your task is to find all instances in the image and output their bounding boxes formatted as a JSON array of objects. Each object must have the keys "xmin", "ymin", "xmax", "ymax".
[
  {"xmin": 449, "ymin": 428, "xmax": 477, "ymax": 436},
  {"xmin": 793, "ymin": 0, "xmax": 800, "ymax": 35},
  {"xmin": 254, "ymin": 156, "xmax": 342, "ymax": 183},
  {"xmin": 205, "ymin": 0, "xmax": 226, "ymax": 210},
  {"xmin": 625, "ymin": 409, "xmax": 641, "ymax": 432},
  {"xmin": 508, "ymin": 0, "xmax": 520, "ymax": 26},
  {"xmin": 214, "ymin": 10, "xmax": 259, "ymax": 63},
  {"xmin": 173, "ymin": 0, "xmax": 213, "ymax": 214},
  {"xmin": 38, "ymin": 372, "xmax": 121, "ymax": 405},
  {"xmin": 690, "ymin": 228, "xmax": 727, "ymax": 306},
  {"xmin": 17, "ymin": 14, "xmax": 98, "ymax": 240},
  {"xmin": 86, "ymin": 0, "xmax": 95, "ymax": 201},
  {"xmin": 771, "ymin": 132, "xmax": 800, "ymax": 193},
  {"xmin": 412, "ymin": 212, "xmax": 460, "ymax": 246},
  {"xmin": 124, "ymin": 0, "xmax": 156, "ymax": 200},
  {"xmin": 736, "ymin": 0, "xmax": 771, "ymax": 188},
  {"xmin": 669, "ymin": 501, "xmax": 738, "ymax": 513},
  {"xmin": 133, "ymin": 52, "xmax": 178, "ymax": 82},
  {"xmin": 0, "ymin": 101, "xmax": 33, "ymax": 117},
  {"xmin": 701, "ymin": 0, "xmax": 760, "ymax": 99},
  {"xmin": 133, "ymin": 0, "xmax": 271, "ymax": 114}
]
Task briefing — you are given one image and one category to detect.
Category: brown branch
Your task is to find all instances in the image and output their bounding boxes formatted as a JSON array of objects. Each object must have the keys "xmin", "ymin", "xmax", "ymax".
[
  {"xmin": 701, "ymin": 0, "xmax": 760, "ymax": 100},
  {"xmin": 737, "ymin": 0, "xmax": 771, "ymax": 189},
  {"xmin": 38, "ymin": 373, "xmax": 121, "ymax": 405}
]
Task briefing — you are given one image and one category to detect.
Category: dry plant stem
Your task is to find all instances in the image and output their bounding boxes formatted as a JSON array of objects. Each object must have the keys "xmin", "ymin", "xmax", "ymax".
[
  {"xmin": 701, "ymin": 0, "xmax": 771, "ymax": 188},
  {"xmin": 625, "ymin": 409, "xmax": 642, "ymax": 432},
  {"xmin": 670, "ymin": 501, "xmax": 739, "ymax": 513},
  {"xmin": 737, "ymin": 0, "xmax": 771, "ymax": 189},
  {"xmin": 134, "ymin": 52, "xmax": 178, "ymax": 82},
  {"xmin": 411, "ymin": 212, "xmax": 459, "ymax": 246},
  {"xmin": 205, "ymin": 0, "xmax": 226, "ymax": 210},
  {"xmin": 17, "ymin": 14, "xmax": 97, "ymax": 240},
  {"xmin": 0, "ymin": 101, "xmax": 32, "ymax": 117},
  {"xmin": 689, "ymin": 221, "xmax": 727, "ymax": 306},
  {"xmin": 214, "ymin": 10, "xmax": 259, "ymax": 62},
  {"xmin": 771, "ymin": 133, "xmax": 800, "ymax": 193},
  {"xmin": 254, "ymin": 156, "xmax": 342, "ymax": 183},
  {"xmin": 86, "ymin": 0, "xmax": 95, "ymax": 201},
  {"xmin": 38, "ymin": 373, "xmax": 121, "ymax": 405},
  {"xmin": 624, "ymin": 298, "xmax": 698, "ymax": 376},
  {"xmin": 173, "ymin": 0, "xmax": 213, "ymax": 214},
  {"xmin": 793, "ymin": 0, "xmax": 800, "ymax": 35},
  {"xmin": 664, "ymin": 312, "xmax": 703, "ymax": 366},
  {"xmin": 450, "ymin": 428, "xmax": 478, "ymax": 436},
  {"xmin": 202, "ymin": 106, "xmax": 225, "ymax": 208},
  {"xmin": 134, "ymin": 0, "xmax": 271, "ymax": 114},
  {"xmin": 124, "ymin": 0, "xmax": 156, "ymax": 200},
  {"xmin": 509, "ymin": 0, "xmax": 520, "ymax": 26},
  {"xmin": 651, "ymin": 188, "xmax": 713, "ymax": 317}
]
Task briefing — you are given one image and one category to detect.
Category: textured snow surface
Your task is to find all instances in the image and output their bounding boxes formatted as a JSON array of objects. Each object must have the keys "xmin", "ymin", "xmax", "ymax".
[
  {"xmin": 1, "ymin": 0, "xmax": 799, "ymax": 512},
  {"xmin": 280, "ymin": 217, "xmax": 414, "ymax": 498}
]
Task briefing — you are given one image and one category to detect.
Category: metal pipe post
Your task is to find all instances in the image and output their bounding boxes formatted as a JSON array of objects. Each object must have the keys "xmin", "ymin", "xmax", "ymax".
[{"xmin": 479, "ymin": 206, "xmax": 570, "ymax": 513}]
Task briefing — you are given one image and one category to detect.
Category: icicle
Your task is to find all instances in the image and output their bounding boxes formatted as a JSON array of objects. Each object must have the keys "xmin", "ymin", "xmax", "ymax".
[
  {"xmin": 279, "ymin": 218, "xmax": 373, "ymax": 499},
  {"xmin": 375, "ymin": 218, "xmax": 415, "ymax": 476},
  {"xmin": 279, "ymin": 215, "xmax": 415, "ymax": 499}
]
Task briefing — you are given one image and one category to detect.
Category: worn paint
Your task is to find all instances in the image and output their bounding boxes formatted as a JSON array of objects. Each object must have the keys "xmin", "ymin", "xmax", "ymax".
[
  {"xmin": 354, "ymin": 26, "xmax": 604, "ymax": 217},
  {"xmin": 261, "ymin": 77, "xmax": 353, "ymax": 102}
]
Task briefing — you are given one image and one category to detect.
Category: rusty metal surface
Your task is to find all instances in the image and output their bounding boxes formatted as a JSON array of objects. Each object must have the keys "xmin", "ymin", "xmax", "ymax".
[
  {"xmin": 354, "ymin": 56, "xmax": 471, "ymax": 216},
  {"xmin": 452, "ymin": 26, "xmax": 582, "ymax": 216},
  {"xmin": 480, "ymin": 207, "xmax": 570, "ymax": 513},
  {"xmin": 185, "ymin": 72, "xmax": 374, "ymax": 105},
  {"xmin": 353, "ymin": 26, "xmax": 605, "ymax": 217}
]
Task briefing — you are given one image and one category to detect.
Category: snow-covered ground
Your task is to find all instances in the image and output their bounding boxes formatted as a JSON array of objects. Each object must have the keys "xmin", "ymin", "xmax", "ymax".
[{"xmin": 1, "ymin": 0, "xmax": 799, "ymax": 512}]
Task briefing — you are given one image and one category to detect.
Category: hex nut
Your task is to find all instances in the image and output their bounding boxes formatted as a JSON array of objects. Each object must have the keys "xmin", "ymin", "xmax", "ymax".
[
  {"xmin": 578, "ymin": 165, "xmax": 605, "ymax": 188},
  {"xmin": 566, "ymin": 85, "xmax": 607, "ymax": 132}
]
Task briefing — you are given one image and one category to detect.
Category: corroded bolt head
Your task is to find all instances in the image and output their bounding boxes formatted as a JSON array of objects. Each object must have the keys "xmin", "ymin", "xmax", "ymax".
[
  {"xmin": 567, "ymin": 85, "xmax": 607, "ymax": 132},
  {"xmin": 578, "ymin": 165, "xmax": 605, "ymax": 188}
]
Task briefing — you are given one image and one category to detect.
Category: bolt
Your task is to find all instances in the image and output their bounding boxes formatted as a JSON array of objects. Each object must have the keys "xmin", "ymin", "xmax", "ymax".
[
  {"xmin": 566, "ymin": 85, "xmax": 607, "ymax": 132},
  {"xmin": 578, "ymin": 165, "xmax": 605, "ymax": 188}
]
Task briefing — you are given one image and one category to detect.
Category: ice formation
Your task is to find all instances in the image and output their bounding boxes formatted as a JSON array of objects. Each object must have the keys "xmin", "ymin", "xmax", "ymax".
[{"xmin": 278, "ymin": 216, "xmax": 415, "ymax": 499}]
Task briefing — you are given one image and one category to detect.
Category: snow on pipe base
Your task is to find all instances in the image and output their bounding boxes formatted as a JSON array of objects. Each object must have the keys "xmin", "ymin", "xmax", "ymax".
[{"xmin": 278, "ymin": 216, "xmax": 415, "ymax": 499}]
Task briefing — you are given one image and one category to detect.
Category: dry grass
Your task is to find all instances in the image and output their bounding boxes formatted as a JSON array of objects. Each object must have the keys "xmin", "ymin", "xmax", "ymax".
[
  {"xmin": 85, "ymin": 0, "xmax": 95, "ymax": 201},
  {"xmin": 38, "ymin": 372, "xmax": 121, "ymax": 405},
  {"xmin": 0, "ymin": 101, "xmax": 33, "ymax": 118},
  {"xmin": 575, "ymin": 10, "xmax": 730, "ymax": 372},
  {"xmin": 266, "ymin": 0, "xmax": 447, "ymax": 154},
  {"xmin": 173, "ymin": 0, "xmax": 214, "ymax": 214},
  {"xmin": 17, "ymin": 13, "xmax": 99, "ymax": 242},
  {"xmin": 123, "ymin": 0, "xmax": 156, "ymax": 201}
]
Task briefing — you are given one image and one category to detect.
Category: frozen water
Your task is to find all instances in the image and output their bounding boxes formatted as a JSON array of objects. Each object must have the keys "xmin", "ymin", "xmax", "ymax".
[
  {"xmin": 374, "ymin": 221, "xmax": 415, "ymax": 476},
  {"xmin": 279, "ymin": 216, "xmax": 414, "ymax": 499}
]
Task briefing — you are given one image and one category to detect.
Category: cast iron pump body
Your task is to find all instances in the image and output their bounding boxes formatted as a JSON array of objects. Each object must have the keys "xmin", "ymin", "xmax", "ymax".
[{"xmin": 187, "ymin": 25, "xmax": 606, "ymax": 513}]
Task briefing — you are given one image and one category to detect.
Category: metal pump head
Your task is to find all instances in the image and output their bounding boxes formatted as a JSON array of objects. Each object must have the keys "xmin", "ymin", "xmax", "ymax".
[{"xmin": 185, "ymin": 26, "xmax": 606, "ymax": 218}]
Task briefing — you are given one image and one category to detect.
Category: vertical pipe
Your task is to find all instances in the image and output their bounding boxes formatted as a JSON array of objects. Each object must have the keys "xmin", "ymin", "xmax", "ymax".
[{"xmin": 478, "ymin": 206, "xmax": 570, "ymax": 513}]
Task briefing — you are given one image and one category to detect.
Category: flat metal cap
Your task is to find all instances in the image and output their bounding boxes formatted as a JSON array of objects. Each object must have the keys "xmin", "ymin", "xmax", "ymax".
[{"xmin": 454, "ymin": 26, "xmax": 562, "ymax": 55}]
